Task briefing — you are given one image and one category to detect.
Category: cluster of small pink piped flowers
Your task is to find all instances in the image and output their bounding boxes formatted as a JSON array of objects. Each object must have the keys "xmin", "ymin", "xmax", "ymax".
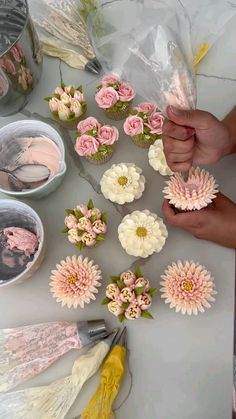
[
  {"xmin": 102, "ymin": 266, "xmax": 157, "ymax": 322},
  {"xmin": 46, "ymin": 83, "xmax": 87, "ymax": 122},
  {"xmin": 63, "ymin": 199, "xmax": 107, "ymax": 250}
]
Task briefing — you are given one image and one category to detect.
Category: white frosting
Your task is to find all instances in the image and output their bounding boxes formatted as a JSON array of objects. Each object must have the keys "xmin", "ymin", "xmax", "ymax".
[
  {"xmin": 118, "ymin": 210, "xmax": 168, "ymax": 258},
  {"xmin": 148, "ymin": 139, "xmax": 173, "ymax": 176},
  {"xmin": 100, "ymin": 163, "xmax": 146, "ymax": 204}
]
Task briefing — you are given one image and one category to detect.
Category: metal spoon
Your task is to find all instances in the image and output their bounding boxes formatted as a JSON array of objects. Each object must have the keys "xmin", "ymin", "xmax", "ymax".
[{"xmin": 0, "ymin": 164, "xmax": 50, "ymax": 191}]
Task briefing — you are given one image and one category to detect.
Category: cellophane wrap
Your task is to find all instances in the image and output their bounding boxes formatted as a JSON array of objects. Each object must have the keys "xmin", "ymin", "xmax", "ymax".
[{"xmin": 88, "ymin": 0, "xmax": 236, "ymax": 113}]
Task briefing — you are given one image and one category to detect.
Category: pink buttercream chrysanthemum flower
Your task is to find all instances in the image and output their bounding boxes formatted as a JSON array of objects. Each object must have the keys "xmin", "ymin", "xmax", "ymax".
[
  {"xmin": 163, "ymin": 167, "xmax": 219, "ymax": 211},
  {"xmin": 160, "ymin": 260, "xmax": 217, "ymax": 315},
  {"xmin": 50, "ymin": 255, "xmax": 102, "ymax": 308}
]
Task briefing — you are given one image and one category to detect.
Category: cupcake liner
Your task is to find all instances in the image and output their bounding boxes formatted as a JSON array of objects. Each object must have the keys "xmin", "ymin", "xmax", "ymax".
[
  {"xmin": 85, "ymin": 149, "xmax": 114, "ymax": 165},
  {"xmin": 52, "ymin": 112, "xmax": 87, "ymax": 131},
  {"xmin": 131, "ymin": 134, "xmax": 156, "ymax": 149},
  {"xmin": 104, "ymin": 101, "xmax": 132, "ymax": 121}
]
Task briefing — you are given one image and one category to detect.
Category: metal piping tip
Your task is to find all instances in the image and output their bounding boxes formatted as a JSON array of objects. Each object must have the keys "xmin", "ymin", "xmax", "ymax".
[
  {"xmin": 182, "ymin": 171, "xmax": 189, "ymax": 182},
  {"xmin": 113, "ymin": 327, "xmax": 127, "ymax": 348},
  {"xmin": 104, "ymin": 328, "xmax": 120, "ymax": 347},
  {"xmin": 85, "ymin": 61, "xmax": 100, "ymax": 75},
  {"xmin": 91, "ymin": 57, "xmax": 102, "ymax": 70}
]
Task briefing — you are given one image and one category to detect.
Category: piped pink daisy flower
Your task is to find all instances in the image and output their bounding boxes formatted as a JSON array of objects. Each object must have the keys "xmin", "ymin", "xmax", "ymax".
[
  {"xmin": 160, "ymin": 260, "xmax": 217, "ymax": 315},
  {"xmin": 50, "ymin": 255, "xmax": 102, "ymax": 308},
  {"xmin": 163, "ymin": 167, "xmax": 219, "ymax": 211}
]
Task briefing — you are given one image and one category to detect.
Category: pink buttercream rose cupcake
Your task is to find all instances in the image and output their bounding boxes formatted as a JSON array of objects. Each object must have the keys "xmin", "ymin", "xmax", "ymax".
[
  {"xmin": 75, "ymin": 116, "xmax": 119, "ymax": 164},
  {"xmin": 95, "ymin": 74, "xmax": 135, "ymax": 121},
  {"xmin": 62, "ymin": 199, "xmax": 107, "ymax": 250},
  {"xmin": 45, "ymin": 83, "xmax": 87, "ymax": 130},
  {"xmin": 123, "ymin": 102, "xmax": 164, "ymax": 148}
]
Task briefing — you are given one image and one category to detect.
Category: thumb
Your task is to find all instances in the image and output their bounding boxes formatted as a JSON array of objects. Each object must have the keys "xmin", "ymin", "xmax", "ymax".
[{"xmin": 166, "ymin": 105, "xmax": 214, "ymax": 129}]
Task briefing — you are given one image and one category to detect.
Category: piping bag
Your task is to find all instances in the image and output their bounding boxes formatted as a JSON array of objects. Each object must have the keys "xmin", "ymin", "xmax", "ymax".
[
  {"xmin": 0, "ymin": 330, "xmax": 118, "ymax": 419},
  {"xmin": 0, "ymin": 319, "xmax": 107, "ymax": 392},
  {"xmin": 82, "ymin": 327, "xmax": 127, "ymax": 419}
]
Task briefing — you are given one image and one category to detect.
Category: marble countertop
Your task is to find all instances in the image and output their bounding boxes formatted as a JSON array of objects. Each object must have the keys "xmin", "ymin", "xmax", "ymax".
[{"xmin": 1, "ymin": 11, "xmax": 236, "ymax": 419}]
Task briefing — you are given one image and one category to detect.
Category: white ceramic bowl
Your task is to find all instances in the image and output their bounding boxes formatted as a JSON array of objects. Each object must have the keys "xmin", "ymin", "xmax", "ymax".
[
  {"xmin": 0, "ymin": 199, "xmax": 45, "ymax": 287},
  {"xmin": 0, "ymin": 120, "xmax": 67, "ymax": 199}
]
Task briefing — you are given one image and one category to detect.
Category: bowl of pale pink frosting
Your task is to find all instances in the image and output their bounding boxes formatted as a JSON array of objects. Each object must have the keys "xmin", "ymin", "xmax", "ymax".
[
  {"xmin": 0, "ymin": 120, "xmax": 67, "ymax": 198},
  {"xmin": 0, "ymin": 199, "xmax": 45, "ymax": 287}
]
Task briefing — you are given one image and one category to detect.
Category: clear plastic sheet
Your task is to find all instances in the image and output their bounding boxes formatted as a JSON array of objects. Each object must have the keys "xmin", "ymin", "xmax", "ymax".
[{"xmin": 88, "ymin": 0, "xmax": 236, "ymax": 113}]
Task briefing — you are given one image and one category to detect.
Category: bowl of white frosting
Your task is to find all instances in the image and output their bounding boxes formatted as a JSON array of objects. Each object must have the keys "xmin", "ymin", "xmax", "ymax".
[
  {"xmin": 0, "ymin": 200, "xmax": 45, "ymax": 287},
  {"xmin": 0, "ymin": 120, "xmax": 67, "ymax": 198}
]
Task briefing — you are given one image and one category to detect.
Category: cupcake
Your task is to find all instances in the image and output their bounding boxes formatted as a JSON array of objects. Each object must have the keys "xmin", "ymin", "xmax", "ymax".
[
  {"xmin": 75, "ymin": 116, "xmax": 119, "ymax": 164},
  {"xmin": 118, "ymin": 210, "xmax": 168, "ymax": 258},
  {"xmin": 50, "ymin": 255, "xmax": 102, "ymax": 308},
  {"xmin": 102, "ymin": 266, "xmax": 157, "ymax": 322},
  {"xmin": 45, "ymin": 83, "xmax": 87, "ymax": 130},
  {"xmin": 95, "ymin": 74, "xmax": 135, "ymax": 121},
  {"xmin": 124, "ymin": 102, "xmax": 164, "ymax": 148},
  {"xmin": 163, "ymin": 167, "xmax": 219, "ymax": 211},
  {"xmin": 62, "ymin": 199, "xmax": 107, "ymax": 250},
  {"xmin": 160, "ymin": 260, "xmax": 217, "ymax": 315},
  {"xmin": 100, "ymin": 163, "xmax": 146, "ymax": 204}
]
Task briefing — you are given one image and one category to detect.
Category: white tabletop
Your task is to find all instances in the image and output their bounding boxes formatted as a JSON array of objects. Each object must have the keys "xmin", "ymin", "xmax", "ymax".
[{"xmin": 1, "ymin": 12, "xmax": 236, "ymax": 419}]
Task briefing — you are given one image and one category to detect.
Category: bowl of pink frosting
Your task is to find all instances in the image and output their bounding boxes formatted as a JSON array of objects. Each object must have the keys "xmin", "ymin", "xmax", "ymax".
[
  {"xmin": 0, "ymin": 120, "xmax": 67, "ymax": 198},
  {"xmin": 0, "ymin": 199, "xmax": 45, "ymax": 287}
]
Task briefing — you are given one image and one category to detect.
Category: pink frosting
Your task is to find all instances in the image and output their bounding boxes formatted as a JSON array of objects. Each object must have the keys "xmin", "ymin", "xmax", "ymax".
[
  {"xmin": 10, "ymin": 46, "xmax": 22, "ymax": 62},
  {"xmin": 145, "ymin": 112, "xmax": 164, "ymax": 134},
  {"xmin": 0, "ymin": 58, "xmax": 16, "ymax": 75},
  {"xmin": 135, "ymin": 102, "xmax": 156, "ymax": 114},
  {"xmin": 123, "ymin": 115, "xmax": 144, "ymax": 136},
  {"xmin": 95, "ymin": 86, "xmax": 119, "ymax": 109},
  {"xmin": 3, "ymin": 227, "xmax": 38, "ymax": 257},
  {"xmin": 102, "ymin": 74, "xmax": 120, "ymax": 86},
  {"xmin": 77, "ymin": 117, "xmax": 100, "ymax": 134},
  {"xmin": 75, "ymin": 134, "xmax": 99, "ymax": 156},
  {"xmin": 97, "ymin": 125, "xmax": 119, "ymax": 145},
  {"xmin": 118, "ymin": 82, "xmax": 135, "ymax": 102}
]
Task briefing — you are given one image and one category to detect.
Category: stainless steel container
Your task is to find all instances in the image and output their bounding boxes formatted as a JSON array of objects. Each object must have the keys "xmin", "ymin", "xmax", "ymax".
[{"xmin": 0, "ymin": 0, "xmax": 43, "ymax": 116}]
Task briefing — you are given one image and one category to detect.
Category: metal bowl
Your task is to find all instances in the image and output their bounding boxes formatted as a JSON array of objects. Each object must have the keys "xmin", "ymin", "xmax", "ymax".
[{"xmin": 0, "ymin": 199, "xmax": 45, "ymax": 287}]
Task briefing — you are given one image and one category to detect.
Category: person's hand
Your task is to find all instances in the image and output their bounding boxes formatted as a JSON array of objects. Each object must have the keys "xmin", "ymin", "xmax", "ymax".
[
  {"xmin": 162, "ymin": 106, "xmax": 236, "ymax": 172},
  {"xmin": 162, "ymin": 192, "xmax": 236, "ymax": 248}
]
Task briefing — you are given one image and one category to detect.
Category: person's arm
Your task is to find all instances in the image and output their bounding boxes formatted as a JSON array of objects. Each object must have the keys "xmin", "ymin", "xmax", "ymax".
[
  {"xmin": 162, "ymin": 106, "xmax": 236, "ymax": 172},
  {"xmin": 162, "ymin": 193, "xmax": 236, "ymax": 249}
]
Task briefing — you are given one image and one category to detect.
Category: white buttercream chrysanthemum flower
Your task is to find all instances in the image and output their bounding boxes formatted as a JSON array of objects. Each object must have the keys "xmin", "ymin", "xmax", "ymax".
[
  {"xmin": 148, "ymin": 139, "xmax": 173, "ymax": 176},
  {"xmin": 100, "ymin": 163, "xmax": 146, "ymax": 204},
  {"xmin": 118, "ymin": 210, "xmax": 168, "ymax": 257},
  {"xmin": 163, "ymin": 167, "xmax": 219, "ymax": 211},
  {"xmin": 160, "ymin": 260, "xmax": 217, "ymax": 315}
]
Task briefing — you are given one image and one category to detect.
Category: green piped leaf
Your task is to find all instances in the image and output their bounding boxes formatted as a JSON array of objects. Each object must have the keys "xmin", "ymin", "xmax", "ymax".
[
  {"xmin": 101, "ymin": 297, "xmax": 110, "ymax": 305},
  {"xmin": 134, "ymin": 286, "xmax": 145, "ymax": 296},
  {"xmin": 75, "ymin": 241, "xmax": 85, "ymax": 250},
  {"xmin": 96, "ymin": 234, "xmax": 106, "ymax": 241},
  {"xmin": 109, "ymin": 276, "xmax": 120, "ymax": 283},
  {"xmin": 61, "ymin": 81, "xmax": 65, "ymax": 89},
  {"xmin": 76, "ymin": 84, "xmax": 83, "ymax": 92},
  {"xmin": 134, "ymin": 266, "xmax": 143, "ymax": 278},
  {"xmin": 44, "ymin": 96, "xmax": 51, "ymax": 102},
  {"xmin": 90, "ymin": 215, "xmax": 97, "ymax": 223},
  {"xmin": 87, "ymin": 199, "xmax": 94, "ymax": 210},
  {"xmin": 118, "ymin": 314, "xmax": 125, "ymax": 323},
  {"xmin": 101, "ymin": 212, "xmax": 107, "ymax": 223},
  {"xmin": 74, "ymin": 209, "xmax": 84, "ymax": 219},
  {"xmin": 65, "ymin": 208, "xmax": 75, "ymax": 215},
  {"xmin": 117, "ymin": 280, "xmax": 125, "ymax": 290},
  {"xmin": 122, "ymin": 302, "xmax": 129, "ymax": 309},
  {"xmin": 61, "ymin": 227, "xmax": 69, "ymax": 234},
  {"xmin": 149, "ymin": 288, "xmax": 157, "ymax": 297},
  {"xmin": 141, "ymin": 310, "xmax": 154, "ymax": 320},
  {"xmin": 53, "ymin": 93, "xmax": 60, "ymax": 100}
]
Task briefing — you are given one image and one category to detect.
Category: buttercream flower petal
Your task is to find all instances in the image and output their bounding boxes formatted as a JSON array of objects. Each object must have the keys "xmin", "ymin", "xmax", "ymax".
[{"xmin": 148, "ymin": 139, "xmax": 173, "ymax": 176}]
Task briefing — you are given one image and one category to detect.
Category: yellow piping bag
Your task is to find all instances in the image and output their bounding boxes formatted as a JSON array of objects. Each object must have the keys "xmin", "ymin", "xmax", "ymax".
[{"xmin": 82, "ymin": 327, "xmax": 127, "ymax": 419}]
